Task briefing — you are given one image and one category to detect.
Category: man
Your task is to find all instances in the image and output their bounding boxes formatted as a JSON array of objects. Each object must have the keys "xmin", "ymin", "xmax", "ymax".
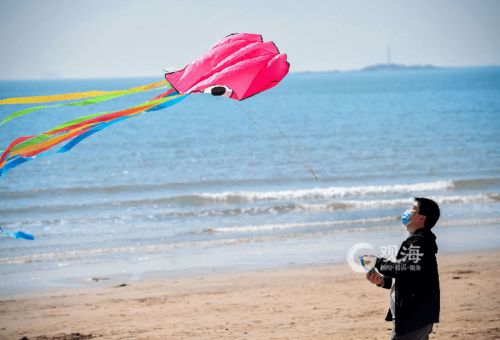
[{"xmin": 364, "ymin": 197, "xmax": 440, "ymax": 340}]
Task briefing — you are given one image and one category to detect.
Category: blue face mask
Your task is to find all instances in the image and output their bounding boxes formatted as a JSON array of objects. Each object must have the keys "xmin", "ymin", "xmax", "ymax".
[{"xmin": 401, "ymin": 210, "xmax": 412, "ymax": 226}]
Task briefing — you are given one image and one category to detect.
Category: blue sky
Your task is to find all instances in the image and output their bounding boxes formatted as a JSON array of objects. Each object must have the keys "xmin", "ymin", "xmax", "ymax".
[{"xmin": 1, "ymin": 0, "xmax": 499, "ymax": 79}]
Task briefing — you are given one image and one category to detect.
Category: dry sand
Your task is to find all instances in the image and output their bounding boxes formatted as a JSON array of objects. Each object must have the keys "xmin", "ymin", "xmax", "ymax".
[{"xmin": 1, "ymin": 250, "xmax": 499, "ymax": 339}]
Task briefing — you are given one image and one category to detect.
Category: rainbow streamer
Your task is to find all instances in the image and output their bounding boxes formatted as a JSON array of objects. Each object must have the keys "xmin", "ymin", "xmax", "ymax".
[
  {"xmin": 0, "ymin": 85, "xmax": 186, "ymax": 177},
  {"xmin": 0, "ymin": 80, "xmax": 168, "ymax": 127}
]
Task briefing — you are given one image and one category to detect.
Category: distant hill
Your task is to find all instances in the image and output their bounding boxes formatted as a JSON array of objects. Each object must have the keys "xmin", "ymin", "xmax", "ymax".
[
  {"xmin": 292, "ymin": 64, "xmax": 440, "ymax": 75},
  {"xmin": 360, "ymin": 63, "xmax": 438, "ymax": 72}
]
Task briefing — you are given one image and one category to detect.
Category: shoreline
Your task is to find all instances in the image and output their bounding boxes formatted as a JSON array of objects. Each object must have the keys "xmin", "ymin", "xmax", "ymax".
[
  {"xmin": 2, "ymin": 245, "xmax": 498, "ymax": 300},
  {"xmin": 1, "ymin": 249, "xmax": 499, "ymax": 339},
  {"xmin": 2, "ymin": 222, "xmax": 499, "ymax": 298}
]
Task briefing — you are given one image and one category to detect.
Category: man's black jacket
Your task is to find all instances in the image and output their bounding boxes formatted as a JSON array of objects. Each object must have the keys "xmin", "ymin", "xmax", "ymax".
[{"xmin": 374, "ymin": 228, "xmax": 440, "ymax": 336}]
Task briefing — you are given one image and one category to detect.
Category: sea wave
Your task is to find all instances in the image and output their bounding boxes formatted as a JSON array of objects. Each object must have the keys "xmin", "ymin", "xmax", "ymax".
[
  {"xmin": 202, "ymin": 210, "xmax": 500, "ymax": 234},
  {"xmin": 0, "ymin": 176, "xmax": 307, "ymax": 200},
  {"xmin": 202, "ymin": 216, "xmax": 397, "ymax": 234},
  {"xmin": 194, "ymin": 180, "xmax": 455, "ymax": 203},
  {"xmin": 1, "ymin": 193, "xmax": 498, "ymax": 223},
  {"xmin": 1, "ymin": 179, "xmax": 455, "ymax": 201},
  {"xmin": 4, "ymin": 177, "xmax": 498, "ymax": 202},
  {"xmin": 0, "ymin": 180, "xmax": 456, "ymax": 213},
  {"xmin": 453, "ymin": 178, "xmax": 500, "ymax": 190},
  {"xmin": 0, "ymin": 237, "xmax": 272, "ymax": 265}
]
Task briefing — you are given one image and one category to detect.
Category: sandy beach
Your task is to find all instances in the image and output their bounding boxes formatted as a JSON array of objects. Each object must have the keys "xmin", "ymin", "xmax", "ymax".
[{"xmin": 0, "ymin": 250, "xmax": 498, "ymax": 340}]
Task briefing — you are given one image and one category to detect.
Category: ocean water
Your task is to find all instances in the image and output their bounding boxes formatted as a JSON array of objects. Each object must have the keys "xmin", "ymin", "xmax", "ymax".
[{"xmin": 0, "ymin": 67, "xmax": 499, "ymax": 294}]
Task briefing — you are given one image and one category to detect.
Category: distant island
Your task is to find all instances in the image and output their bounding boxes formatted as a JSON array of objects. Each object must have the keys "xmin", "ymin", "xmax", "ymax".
[
  {"xmin": 360, "ymin": 63, "xmax": 438, "ymax": 72},
  {"xmin": 293, "ymin": 63, "xmax": 440, "ymax": 75}
]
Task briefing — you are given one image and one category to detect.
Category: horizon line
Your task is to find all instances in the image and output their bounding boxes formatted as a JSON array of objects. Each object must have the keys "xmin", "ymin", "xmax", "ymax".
[{"xmin": 0, "ymin": 63, "xmax": 499, "ymax": 82}]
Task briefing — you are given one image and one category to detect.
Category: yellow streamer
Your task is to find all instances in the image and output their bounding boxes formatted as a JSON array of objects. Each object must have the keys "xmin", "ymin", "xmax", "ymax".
[{"xmin": 0, "ymin": 79, "xmax": 168, "ymax": 105}]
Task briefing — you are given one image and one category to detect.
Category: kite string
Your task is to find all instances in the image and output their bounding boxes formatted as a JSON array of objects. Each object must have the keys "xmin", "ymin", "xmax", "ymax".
[
  {"xmin": 267, "ymin": 94, "xmax": 319, "ymax": 181},
  {"xmin": 231, "ymin": 99, "xmax": 318, "ymax": 182}
]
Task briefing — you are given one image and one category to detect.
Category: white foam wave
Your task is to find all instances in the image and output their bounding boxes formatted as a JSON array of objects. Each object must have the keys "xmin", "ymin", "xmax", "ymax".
[
  {"xmin": 342, "ymin": 194, "xmax": 498, "ymax": 209},
  {"xmin": 0, "ymin": 238, "xmax": 249, "ymax": 265},
  {"xmin": 205, "ymin": 194, "xmax": 497, "ymax": 216},
  {"xmin": 195, "ymin": 180, "xmax": 454, "ymax": 202},
  {"xmin": 204, "ymin": 216, "xmax": 396, "ymax": 234}
]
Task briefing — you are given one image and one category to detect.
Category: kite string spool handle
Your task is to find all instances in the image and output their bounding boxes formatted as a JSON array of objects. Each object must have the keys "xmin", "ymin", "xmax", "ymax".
[{"xmin": 359, "ymin": 255, "xmax": 377, "ymax": 271}]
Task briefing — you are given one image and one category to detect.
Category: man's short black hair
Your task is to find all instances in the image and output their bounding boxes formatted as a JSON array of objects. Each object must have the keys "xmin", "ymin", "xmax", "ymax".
[{"xmin": 414, "ymin": 197, "xmax": 440, "ymax": 229}]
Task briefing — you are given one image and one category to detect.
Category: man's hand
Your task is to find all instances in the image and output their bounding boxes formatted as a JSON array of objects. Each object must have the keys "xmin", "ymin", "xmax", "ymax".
[{"xmin": 366, "ymin": 269, "xmax": 383, "ymax": 286}]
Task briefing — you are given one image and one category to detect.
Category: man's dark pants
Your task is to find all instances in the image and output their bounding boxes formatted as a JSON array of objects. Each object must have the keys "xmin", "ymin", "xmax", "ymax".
[{"xmin": 391, "ymin": 322, "xmax": 433, "ymax": 340}]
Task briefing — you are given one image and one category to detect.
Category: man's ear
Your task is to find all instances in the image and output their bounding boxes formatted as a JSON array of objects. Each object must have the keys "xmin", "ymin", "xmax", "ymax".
[{"xmin": 419, "ymin": 215, "xmax": 426, "ymax": 223}]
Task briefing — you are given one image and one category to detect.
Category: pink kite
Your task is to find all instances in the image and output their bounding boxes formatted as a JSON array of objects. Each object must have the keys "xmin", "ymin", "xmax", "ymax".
[{"xmin": 0, "ymin": 33, "xmax": 289, "ymax": 177}]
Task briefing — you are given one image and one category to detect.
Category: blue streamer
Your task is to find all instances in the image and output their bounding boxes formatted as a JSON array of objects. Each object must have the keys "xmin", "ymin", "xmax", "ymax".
[{"xmin": 0, "ymin": 226, "xmax": 35, "ymax": 240}]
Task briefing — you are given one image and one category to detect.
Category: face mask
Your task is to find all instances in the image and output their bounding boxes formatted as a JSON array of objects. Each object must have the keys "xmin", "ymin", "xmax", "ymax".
[{"xmin": 401, "ymin": 210, "xmax": 412, "ymax": 226}]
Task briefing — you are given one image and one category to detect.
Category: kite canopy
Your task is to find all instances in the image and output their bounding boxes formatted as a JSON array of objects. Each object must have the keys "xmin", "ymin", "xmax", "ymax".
[{"xmin": 166, "ymin": 33, "xmax": 289, "ymax": 100}]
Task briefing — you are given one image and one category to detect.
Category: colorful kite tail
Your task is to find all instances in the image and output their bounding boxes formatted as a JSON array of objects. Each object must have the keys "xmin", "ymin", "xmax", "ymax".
[{"xmin": 0, "ymin": 85, "xmax": 186, "ymax": 177}]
